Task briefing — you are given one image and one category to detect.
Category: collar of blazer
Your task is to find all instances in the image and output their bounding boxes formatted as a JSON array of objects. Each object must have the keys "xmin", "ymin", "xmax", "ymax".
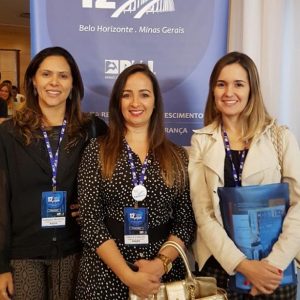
[
  {"xmin": 5, "ymin": 120, "xmax": 67, "ymax": 176},
  {"xmin": 191, "ymin": 119, "xmax": 279, "ymax": 184},
  {"xmin": 192, "ymin": 122, "xmax": 225, "ymax": 182}
]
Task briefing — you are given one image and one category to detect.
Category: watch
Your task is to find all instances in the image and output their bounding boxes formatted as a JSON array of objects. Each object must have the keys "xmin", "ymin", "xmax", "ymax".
[{"xmin": 156, "ymin": 253, "xmax": 172, "ymax": 274}]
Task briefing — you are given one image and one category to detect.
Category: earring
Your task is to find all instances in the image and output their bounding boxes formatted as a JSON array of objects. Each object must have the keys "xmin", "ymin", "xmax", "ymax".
[
  {"xmin": 68, "ymin": 92, "xmax": 72, "ymax": 100},
  {"xmin": 33, "ymin": 88, "xmax": 37, "ymax": 96}
]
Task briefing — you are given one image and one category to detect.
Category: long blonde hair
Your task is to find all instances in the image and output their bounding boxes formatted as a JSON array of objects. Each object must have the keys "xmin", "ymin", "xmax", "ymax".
[{"xmin": 204, "ymin": 52, "xmax": 272, "ymax": 141}]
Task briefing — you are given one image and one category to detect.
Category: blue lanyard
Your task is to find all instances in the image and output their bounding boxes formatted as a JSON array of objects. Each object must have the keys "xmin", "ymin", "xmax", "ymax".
[
  {"xmin": 125, "ymin": 142, "xmax": 149, "ymax": 187},
  {"xmin": 41, "ymin": 119, "xmax": 67, "ymax": 191},
  {"xmin": 222, "ymin": 125, "xmax": 246, "ymax": 187}
]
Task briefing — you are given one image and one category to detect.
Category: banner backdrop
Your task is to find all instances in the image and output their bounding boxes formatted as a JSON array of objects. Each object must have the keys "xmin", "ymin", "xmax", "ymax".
[{"xmin": 30, "ymin": 0, "xmax": 228, "ymax": 146}]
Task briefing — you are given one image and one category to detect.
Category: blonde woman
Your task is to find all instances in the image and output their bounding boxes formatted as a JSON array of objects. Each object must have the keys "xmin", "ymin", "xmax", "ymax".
[{"xmin": 189, "ymin": 52, "xmax": 300, "ymax": 299}]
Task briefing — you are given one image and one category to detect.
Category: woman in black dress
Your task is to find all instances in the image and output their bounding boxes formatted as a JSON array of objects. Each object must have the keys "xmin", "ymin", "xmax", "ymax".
[{"xmin": 76, "ymin": 64, "xmax": 196, "ymax": 299}]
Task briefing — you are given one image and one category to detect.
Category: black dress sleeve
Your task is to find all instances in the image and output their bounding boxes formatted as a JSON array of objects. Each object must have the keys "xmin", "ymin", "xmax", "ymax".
[
  {"xmin": 0, "ymin": 125, "xmax": 12, "ymax": 273},
  {"xmin": 78, "ymin": 139, "xmax": 113, "ymax": 251},
  {"xmin": 169, "ymin": 147, "xmax": 196, "ymax": 247}
]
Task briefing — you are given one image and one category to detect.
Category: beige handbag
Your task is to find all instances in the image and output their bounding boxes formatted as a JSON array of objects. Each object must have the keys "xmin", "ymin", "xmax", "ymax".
[
  {"xmin": 270, "ymin": 123, "xmax": 286, "ymax": 170},
  {"xmin": 129, "ymin": 241, "xmax": 227, "ymax": 300},
  {"xmin": 270, "ymin": 124, "xmax": 300, "ymax": 267}
]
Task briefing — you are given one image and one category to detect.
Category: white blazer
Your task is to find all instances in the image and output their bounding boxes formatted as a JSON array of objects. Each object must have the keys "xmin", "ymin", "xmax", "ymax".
[{"xmin": 188, "ymin": 120, "xmax": 300, "ymax": 275}]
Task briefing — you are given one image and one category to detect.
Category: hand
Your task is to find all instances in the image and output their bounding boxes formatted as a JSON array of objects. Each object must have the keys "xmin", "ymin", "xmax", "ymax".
[
  {"xmin": 236, "ymin": 259, "xmax": 282, "ymax": 295},
  {"xmin": 124, "ymin": 270, "xmax": 161, "ymax": 298},
  {"xmin": 0, "ymin": 272, "xmax": 13, "ymax": 300},
  {"xmin": 70, "ymin": 203, "xmax": 80, "ymax": 224},
  {"xmin": 134, "ymin": 258, "xmax": 165, "ymax": 278},
  {"xmin": 250, "ymin": 286, "xmax": 261, "ymax": 296}
]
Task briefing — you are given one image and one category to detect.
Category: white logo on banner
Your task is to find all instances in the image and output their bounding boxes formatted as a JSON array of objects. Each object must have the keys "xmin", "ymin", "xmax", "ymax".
[
  {"xmin": 82, "ymin": 0, "xmax": 175, "ymax": 19},
  {"xmin": 105, "ymin": 60, "xmax": 154, "ymax": 76}
]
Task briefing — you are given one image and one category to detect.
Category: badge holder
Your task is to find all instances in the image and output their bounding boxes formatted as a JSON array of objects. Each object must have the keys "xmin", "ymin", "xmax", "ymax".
[
  {"xmin": 124, "ymin": 143, "xmax": 150, "ymax": 245},
  {"xmin": 124, "ymin": 206, "xmax": 149, "ymax": 245},
  {"xmin": 41, "ymin": 119, "xmax": 68, "ymax": 228},
  {"xmin": 41, "ymin": 190, "xmax": 67, "ymax": 228}
]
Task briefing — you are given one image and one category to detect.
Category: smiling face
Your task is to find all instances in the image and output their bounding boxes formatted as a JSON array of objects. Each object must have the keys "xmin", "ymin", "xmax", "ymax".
[
  {"xmin": 121, "ymin": 72, "xmax": 155, "ymax": 131},
  {"xmin": 33, "ymin": 55, "xmax": 73, "ymax": 114},
  {"xmin": 0, "ymin": 85, "xmax": 10, "ymax": 101},
  {"xmin": 214, "ymin": 63, "xmax": 250, "ymax": 122}
]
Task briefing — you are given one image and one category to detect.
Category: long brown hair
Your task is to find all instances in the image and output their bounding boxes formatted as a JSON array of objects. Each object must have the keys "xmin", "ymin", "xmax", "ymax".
[
  {"xmin": 204, "ymin": 52, "xmax": 272, "ymax": 141},
  {"xmin": 14, "ymin": 46, "xmax": 89, "ymax": 146},
  {"xmin": 100, "ymin": 64, "xmax": 187, "ymax": 189}
]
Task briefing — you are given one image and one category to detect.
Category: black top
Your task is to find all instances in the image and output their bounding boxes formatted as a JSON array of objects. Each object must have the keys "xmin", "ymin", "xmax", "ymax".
[
  {"xmin": 224, "ymin": 149, "xmax": 249, "ymax": 187},
  {"xmin": 0, "ymin": 117, "xmax": 107, "ymax": 273},
  {"xmin": 0, "ymin": 98, "xmax": 8, "ymax": 118}
]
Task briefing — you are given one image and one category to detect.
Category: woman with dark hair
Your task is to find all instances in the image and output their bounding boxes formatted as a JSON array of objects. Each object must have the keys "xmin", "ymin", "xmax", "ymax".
[
  {"xmin": 189, "ymin": 52, "xmax": 300, "ymax": 299},
  {"xmin": 0, "ymin": 46, "xmax": 107, "ymax": 300},
  {"xmin": 75, "ymin": 63, "xmax": 196, "ymax": 299}
]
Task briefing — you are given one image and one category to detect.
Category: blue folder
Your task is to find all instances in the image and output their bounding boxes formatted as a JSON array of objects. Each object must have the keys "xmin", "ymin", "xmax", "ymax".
[{"xmin": 218, "ymin": 182, "xmax": 297, "ymax": 293}]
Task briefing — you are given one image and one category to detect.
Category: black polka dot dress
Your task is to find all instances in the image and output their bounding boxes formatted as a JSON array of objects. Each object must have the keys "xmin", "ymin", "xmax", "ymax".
[{"xmin": 75, "ymin": 139, "xmax": 196, "ymax": 299}]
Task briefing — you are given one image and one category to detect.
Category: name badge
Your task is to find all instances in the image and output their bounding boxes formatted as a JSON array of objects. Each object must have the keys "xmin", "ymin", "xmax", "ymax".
[
  {"xmin": 41, "ymin": 191, "xmax": 67, "ymax": 228},
  {"xmin": 124, "ymin": 207, "xmax": 149, "ymax": 245}
]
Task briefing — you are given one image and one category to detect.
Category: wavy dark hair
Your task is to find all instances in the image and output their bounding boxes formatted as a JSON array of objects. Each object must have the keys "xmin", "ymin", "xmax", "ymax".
[
  {"xmin": 14, "ymin": 46, "xmax": 89, "ymax": 146},
  {"xmin": 100, "ymin": 63, "xmax": 187, "ymax": 189},
  {"xmin": 204, "ymin": 51, "xmax": 272, "ymax": 141}
]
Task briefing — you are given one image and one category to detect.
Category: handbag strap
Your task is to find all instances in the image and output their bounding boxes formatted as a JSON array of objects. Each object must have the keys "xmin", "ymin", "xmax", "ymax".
[
  {"xmin": 270, "ymin": 123, "xmax": 286, "ymax": 175},
  {"xmin": 160, "ymin": 241, "xmax": 194, "ymax": 281},
  {"xmin": 161, "ymin": 241, "xmax": 228, "ymax": 300}
]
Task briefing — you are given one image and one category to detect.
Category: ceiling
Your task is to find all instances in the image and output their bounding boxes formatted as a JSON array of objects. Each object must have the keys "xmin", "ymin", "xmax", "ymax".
[{"xmin": 0, "ymin": 0, "xmax": 30, "ymax": 27}]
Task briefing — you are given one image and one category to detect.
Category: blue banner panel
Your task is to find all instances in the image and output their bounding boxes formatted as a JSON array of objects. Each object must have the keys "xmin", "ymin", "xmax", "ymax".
[{"xmin": 31, "ymin": 0, "xmax": 228, "ymax": 146}]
